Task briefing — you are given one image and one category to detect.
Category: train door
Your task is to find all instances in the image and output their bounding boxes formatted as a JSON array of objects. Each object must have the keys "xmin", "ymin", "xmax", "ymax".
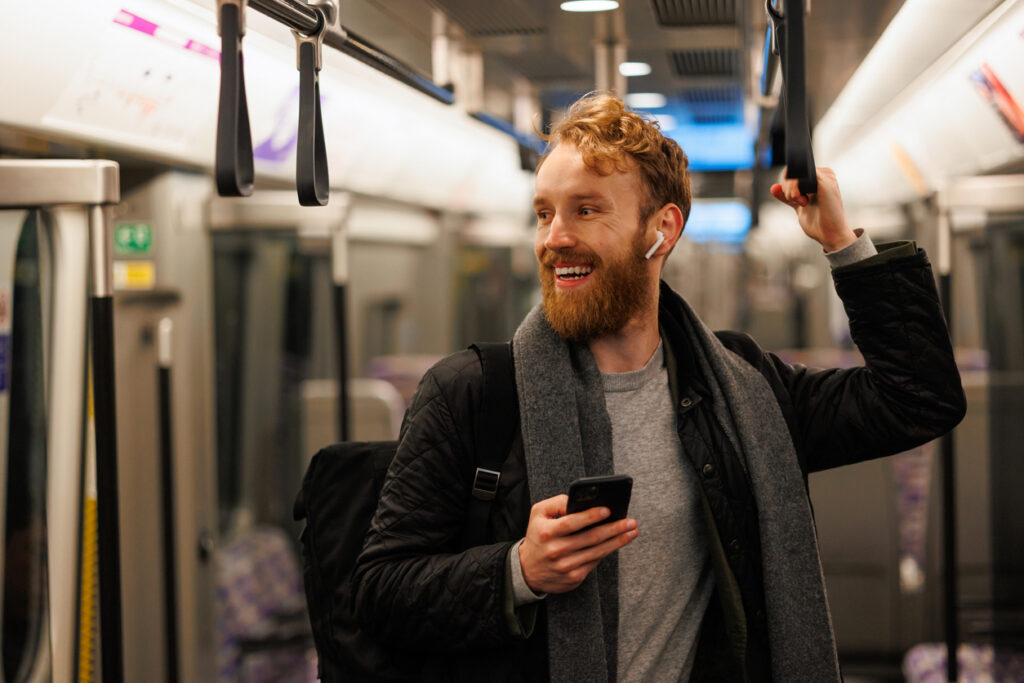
[
  {"xmin": 0, "ymin": 209, "xmax": 52, "ymax": 683},
  {"xmin": 207, "ymin": 194, "xmax": 347, "ymax": 537},
  {"xmin": 0, "ymin": 160, "xmax": 117, "ymax": 683},
  {"xmin": 206, "ymin": 194, "xmax": 347, "ymax": 681},
  {"xmin": 935, "ymin": 176, "xmax": 1024, "ymax": 652}
]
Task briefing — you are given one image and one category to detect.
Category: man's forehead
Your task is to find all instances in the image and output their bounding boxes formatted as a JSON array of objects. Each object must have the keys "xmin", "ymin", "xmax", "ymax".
[{"xmin": 534, "ymin": 143, "xmax": 638, "ymax": 199}]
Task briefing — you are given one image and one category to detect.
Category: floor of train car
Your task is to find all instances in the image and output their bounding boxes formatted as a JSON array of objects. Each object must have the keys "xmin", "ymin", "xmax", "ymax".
[{"xmin": 841, "ymin": 655, "xmax": 905, "ymax": 682}]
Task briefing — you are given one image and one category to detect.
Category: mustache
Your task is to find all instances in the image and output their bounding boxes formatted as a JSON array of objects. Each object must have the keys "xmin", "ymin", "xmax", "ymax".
[{"xmin": 540, "ymin": 249, "xmax": 600, "ymax": 268}]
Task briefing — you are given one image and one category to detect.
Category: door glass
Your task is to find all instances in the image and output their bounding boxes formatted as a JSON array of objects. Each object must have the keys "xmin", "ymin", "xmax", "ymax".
[
  {"xmin": 2, "ymin": 210, "xmax": 52, "ymax": 680},
  {"xmin": 211, "ymin": 231, "xmax": 337, "ymax": 536}
]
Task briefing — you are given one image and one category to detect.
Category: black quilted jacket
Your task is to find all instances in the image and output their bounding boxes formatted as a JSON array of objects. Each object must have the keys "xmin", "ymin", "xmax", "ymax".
[{"xmin": 352, "ymin": 244, "xmax": 966, "ymax": 681}]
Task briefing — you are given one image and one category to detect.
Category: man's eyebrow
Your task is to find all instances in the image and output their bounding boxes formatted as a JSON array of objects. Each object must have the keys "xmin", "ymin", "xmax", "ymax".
[{"xmin": 533, "ymin": 193, "xmax": 608, "ymax": 206}]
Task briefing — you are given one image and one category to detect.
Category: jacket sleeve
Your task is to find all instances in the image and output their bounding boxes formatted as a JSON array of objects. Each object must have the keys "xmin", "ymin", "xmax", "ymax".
[
  {"xmin": 352, "ymin": 356, "xmax": 518, "ymax": 652},
  {"xmin": 764, "ymin": 244, "xmax": 966, "ymax": 472}
]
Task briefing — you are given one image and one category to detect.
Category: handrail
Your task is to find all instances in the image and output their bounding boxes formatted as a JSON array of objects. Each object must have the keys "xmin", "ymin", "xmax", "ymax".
[
  {"xmin": 215, "ymin": 0, "xmax": 454, "ymax": 203},
  {"xmin": 248, "ymin": 0, "xmax": 454, "ymax": 105},
  {"xmin": 766, "ymin": 0, "xmax": 817, "ymax": 195},
  {"xmin": 157, "ymin": 318, "xmax": 180, "ymax": 683}
]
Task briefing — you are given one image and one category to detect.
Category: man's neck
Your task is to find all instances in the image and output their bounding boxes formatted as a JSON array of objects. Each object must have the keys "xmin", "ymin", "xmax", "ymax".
[{"xmin": 588, "ymin": 305, "xmax": 661, "ymax": 374}]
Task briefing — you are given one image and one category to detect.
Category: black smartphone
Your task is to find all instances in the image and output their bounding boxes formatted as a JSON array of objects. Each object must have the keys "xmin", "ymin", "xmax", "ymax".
[{"xmin": 566, "ymin": 475, "xmax": 633, "ymax": 530}]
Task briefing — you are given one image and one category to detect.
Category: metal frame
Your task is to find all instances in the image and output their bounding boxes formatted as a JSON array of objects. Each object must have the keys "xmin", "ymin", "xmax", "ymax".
[
  {"xmin": 247, "ymin": 0, "xmax": 454, "ymax": 104},
  {"xmin": 0, "ymin": 159, "xmax": 120, "ymax": 683}
]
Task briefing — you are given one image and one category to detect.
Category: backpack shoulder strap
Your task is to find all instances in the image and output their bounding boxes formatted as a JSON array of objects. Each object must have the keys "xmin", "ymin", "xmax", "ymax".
[{"xmin": 464, "ymin": 341, "xmax": 517, "ymax": 545}]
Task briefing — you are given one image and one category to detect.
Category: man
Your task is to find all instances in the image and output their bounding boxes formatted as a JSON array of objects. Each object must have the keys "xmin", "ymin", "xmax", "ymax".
[{"xmin": 353, "ymin": 93, "xmax": 965, "ymax": 682}]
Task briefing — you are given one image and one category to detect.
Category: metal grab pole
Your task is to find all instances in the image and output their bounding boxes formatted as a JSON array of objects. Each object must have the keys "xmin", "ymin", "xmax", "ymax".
[
  {"xmin": 331, "ymin": 222, "xmax": 349, "ymax": 441},
  {"xmin": 90, "ymin": 204, "xmax": 124, "ymax": 683},
  {"xmin": 937, "ymin": 211, "xmax": 959, "ymax": 682},
  {"xmin": 157, "ymin": 318, "xmax": 180, "ymax": 683}
]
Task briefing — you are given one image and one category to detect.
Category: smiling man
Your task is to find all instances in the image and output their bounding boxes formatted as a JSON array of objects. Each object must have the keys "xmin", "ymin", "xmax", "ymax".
[{"xmin": 353, "ymin": 93, "xmax": 966, "ymax": 682}]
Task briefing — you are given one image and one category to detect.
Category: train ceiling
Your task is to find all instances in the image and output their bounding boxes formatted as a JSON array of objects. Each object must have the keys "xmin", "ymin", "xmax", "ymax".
[{"xmin": 344, "ymin": 0, "xmax": 906, "ymax": 127}]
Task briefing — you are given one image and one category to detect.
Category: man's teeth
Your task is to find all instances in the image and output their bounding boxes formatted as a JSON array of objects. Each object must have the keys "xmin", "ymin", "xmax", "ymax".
[{"xmin": 554, "ymin": 265, "xmax": 593, "ymax": 279}]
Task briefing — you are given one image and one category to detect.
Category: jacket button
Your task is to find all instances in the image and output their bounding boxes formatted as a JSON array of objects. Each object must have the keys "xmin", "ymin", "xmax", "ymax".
[
  {"xmin": 680, "ymin": 397, "xmax": 692, "ymax": 408},
  {"xmin": 702, "ymin": 463, "xmax": 715, "ymax": 478},
  {"xmin": 730, "ymin": 539, "xmax": 741, "ymax": 552}
]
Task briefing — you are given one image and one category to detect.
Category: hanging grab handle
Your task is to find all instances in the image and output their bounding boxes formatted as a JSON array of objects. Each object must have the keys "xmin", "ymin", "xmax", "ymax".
[
  {"xmin": 767, "ymin": 0, "xmax": 817, "ymax": 195},
  {"xmin": 215, "ymin": 0, "xmax": 254, "ymax": 197},
  {"xmin": 293, "ymin": 4, "xmax": 332, "ymax": 206}
]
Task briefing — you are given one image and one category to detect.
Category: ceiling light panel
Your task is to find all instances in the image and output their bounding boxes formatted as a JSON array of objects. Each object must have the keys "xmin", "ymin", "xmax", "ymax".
[
  {"xmin": 670, "ymin": 49, "xmax": 740, "ymax": 77},
  {"xmin": 650, "ymin": 0, "xmax": 737, "ymax": 27},
  {"xmin": 428, "ymin": 0, "xmax": 547, "ymax": 36},
  {"xmin": 682, "ymin": 86, "xmax": 743, "ymax": 123}
]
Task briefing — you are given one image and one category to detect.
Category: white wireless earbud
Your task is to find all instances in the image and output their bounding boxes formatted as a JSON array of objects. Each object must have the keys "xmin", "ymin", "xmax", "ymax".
[{"xmin": 645, "ymin": 231, "xmax": 666, "ymax": 260}]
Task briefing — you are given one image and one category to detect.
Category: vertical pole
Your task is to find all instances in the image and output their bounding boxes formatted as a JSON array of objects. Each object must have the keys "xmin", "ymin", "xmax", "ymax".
[
  {"xmin": 90, "ymin": 204, "xmax": 124, "ymax": 683},
  {"xmin": 157, "ymin": 318, "xmax": 179, "ymax": 683},
  {"xmin": 593, "ymin": 13, "xmax": 610, "ymax": 93},
  {"xmin": 937, "ymin": 208, "xmax": 959, "ymax": 682},
  {"xmin": 611, "ymin": 9, "xmax": 627, "ymax": 96},
  {"xmin": 332, "ymin": 222, "xmax": 350, "ymax": 441},
  {"xmin": 431, "ymin": 10, "xmax": 451, "ymax": 90}
]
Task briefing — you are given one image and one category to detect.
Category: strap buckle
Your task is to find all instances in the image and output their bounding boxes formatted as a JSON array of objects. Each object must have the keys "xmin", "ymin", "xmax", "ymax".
[{"xmin": 472, "ymin": 468, "xmax": 501, "ymax": 501}]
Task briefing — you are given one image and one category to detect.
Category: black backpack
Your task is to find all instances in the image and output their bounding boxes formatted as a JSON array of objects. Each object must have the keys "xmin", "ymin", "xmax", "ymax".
[{"xmin": 293, "ymin": 342, "xmax": 518, "ymax": 681}]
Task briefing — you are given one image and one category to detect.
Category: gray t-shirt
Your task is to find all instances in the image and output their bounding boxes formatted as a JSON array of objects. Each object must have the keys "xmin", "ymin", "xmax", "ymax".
[{"xmin": 602, "ymin": 343, "xmax": 714, "ymax": 682}]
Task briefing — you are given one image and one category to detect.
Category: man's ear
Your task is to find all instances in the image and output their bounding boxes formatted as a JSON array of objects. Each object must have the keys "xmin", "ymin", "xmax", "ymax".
[{"xmin": 651, "ymin": 203, "xmax": 684, "ymax": 257}]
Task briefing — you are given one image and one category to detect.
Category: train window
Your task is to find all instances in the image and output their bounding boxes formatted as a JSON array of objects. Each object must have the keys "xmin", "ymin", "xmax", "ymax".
[
  {"xmin": 1, "ymin": 210, "xmax": 52, "ymax": 680},
  {"xmin": 211, "ymin": 231, "xmax": 338, "ymax": 537}
]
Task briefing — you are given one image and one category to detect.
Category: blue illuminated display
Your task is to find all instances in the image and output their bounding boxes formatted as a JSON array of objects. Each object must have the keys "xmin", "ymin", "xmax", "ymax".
[
  {"xmin": 543, "ymin": 91, "xmax": 756, "ymax": 170},
  {"xmin": 684, "ymin": 201, "xmax": 751, "ymax": 245},
  {"xmin": 637, "ymin": 95, "xmax": 755, "ymax": 171}
]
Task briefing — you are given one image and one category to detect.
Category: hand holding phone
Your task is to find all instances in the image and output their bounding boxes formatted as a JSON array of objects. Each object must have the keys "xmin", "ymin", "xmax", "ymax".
[
  {"xmin": 517, "ymin": 475, "xmax": 637, "ymax": 595},
  {"xmin": 566, "ymin": 475, "xmax": 633, "ymax": 531}
]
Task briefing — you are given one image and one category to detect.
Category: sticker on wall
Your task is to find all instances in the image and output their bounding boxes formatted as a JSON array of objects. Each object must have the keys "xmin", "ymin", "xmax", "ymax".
[
  {"xmin": 114, "ymin": 222, "xmax": 153, "ymax": 256},
  {"xmin": 113, "ymin": 260, "xmax": 156, "ymax": 290}
]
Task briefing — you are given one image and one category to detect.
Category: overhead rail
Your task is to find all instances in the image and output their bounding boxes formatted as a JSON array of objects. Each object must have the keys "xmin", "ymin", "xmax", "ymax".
[
  {"xmin": 215, "ymin": 0, "xmax": 455, "ymax": 205},
  {"xmin": 766, "ymin": 0, "xmax": 817, "ymax": 195}
]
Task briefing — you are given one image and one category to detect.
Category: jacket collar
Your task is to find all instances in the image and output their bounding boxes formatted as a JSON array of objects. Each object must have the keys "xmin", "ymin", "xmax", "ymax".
[{"xmin": 657, "ymin": 280, "xmax": 711, "ymax": 401}]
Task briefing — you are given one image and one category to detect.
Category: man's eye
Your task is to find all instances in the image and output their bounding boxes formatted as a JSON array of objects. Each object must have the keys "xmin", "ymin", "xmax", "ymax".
[
  {"xmin": 580, "ymin": 208, "xmax": 596, "ymax": 216},
  {"xmin": 536, "ymin": 211, "xmax": 551, "ymax": 221}
]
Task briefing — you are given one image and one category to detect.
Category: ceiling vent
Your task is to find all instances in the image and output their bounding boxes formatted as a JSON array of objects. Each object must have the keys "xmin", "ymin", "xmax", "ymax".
[
  {"xmin": 650, "ymin": 0, "xmax": 737, "ymax": 27},
  {"xmin": 428, "ymin": 0, "xmax": 546, "ymax": 36},
  {"xmin": 681, "ymin": 86, "xmax": 743, "ymax": 123},
  {"xmin": 670, "ymin": 49, "xmax": 740, "ymax": 78},
  {"xmin": 503, "ymin": 52, "xmax": 587, "ymax": 82}
]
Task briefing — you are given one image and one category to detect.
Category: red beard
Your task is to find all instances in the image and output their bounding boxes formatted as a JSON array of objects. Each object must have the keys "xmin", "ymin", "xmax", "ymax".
[{"xmin": 539, "ymin": 229, "xmax": 651, "ymax": 341}]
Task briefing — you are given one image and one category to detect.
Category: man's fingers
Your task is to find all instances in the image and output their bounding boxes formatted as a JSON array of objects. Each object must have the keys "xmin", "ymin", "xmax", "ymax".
[
  {"xmin": 532, "ymin": 494, "xmax": 568, "ymax": 519},
  {"xmin": 770, "ymin": 183, "xmax": 808, "ymax": 208},
  {"xmin": 561, "ymin": 526, "xmax": 638, "ymax": 569},
  {"xmin": 555, "ymin": 506, "xmax": 611, "ymax": 535},
  {"xmin": 553, "ymin": 517, "xmax": 637, "ymax": 557}
]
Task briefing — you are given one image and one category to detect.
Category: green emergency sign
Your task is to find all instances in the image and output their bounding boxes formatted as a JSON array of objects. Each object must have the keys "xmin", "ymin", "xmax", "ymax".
[{"xmin": 114, "ymin": 222, "xmax": 153, "ymax": 256}]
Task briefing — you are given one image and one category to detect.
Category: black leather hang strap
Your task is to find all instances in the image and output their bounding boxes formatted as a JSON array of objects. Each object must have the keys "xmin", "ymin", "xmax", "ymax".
[
  {"xmin": 768, "ymin": 0, "xmax": 817, "ymax": 196},
  {"xmin": 215, "ymin": 1, "xmax": 254, "ymax": 197},
  {"xmin": 295, "ymin": 14, "xmax": 330, "ymax": 207}
]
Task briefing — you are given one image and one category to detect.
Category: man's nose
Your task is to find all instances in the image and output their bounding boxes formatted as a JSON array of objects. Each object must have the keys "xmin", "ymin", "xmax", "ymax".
[{"xmin": 544, "ymin": 213, "xmax": 576, "ymax": 250}]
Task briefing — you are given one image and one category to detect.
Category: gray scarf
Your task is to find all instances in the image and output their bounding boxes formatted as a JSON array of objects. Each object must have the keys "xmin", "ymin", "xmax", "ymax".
[{"xmin": 512, "ymin": 295, "xmax": 840, "ymax": 682}]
